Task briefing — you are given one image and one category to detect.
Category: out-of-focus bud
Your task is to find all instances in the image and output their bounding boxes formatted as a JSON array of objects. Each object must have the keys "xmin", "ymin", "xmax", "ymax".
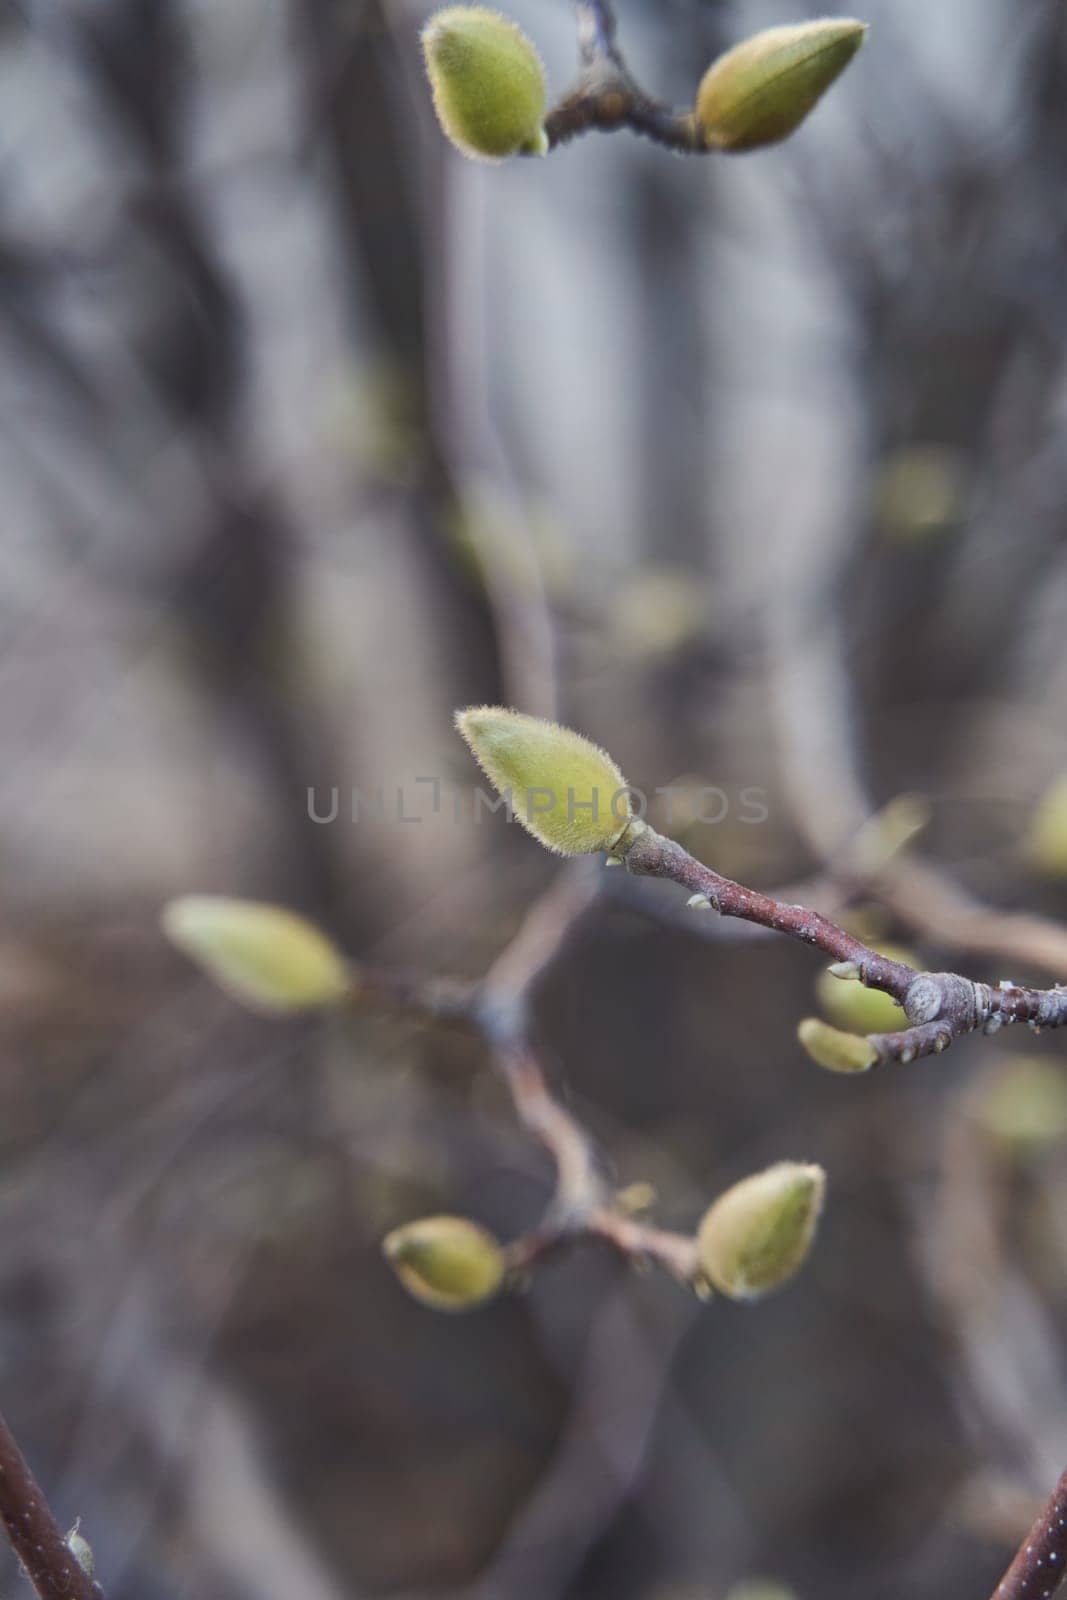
[
  {"xmin": 875, "ymin": 444, "xmax": 965, "ymax": 543},
  {"xmin": 816, "ymin": 943, "xmax": 915, "ymax": 1034},
  {"xmin": 422, "ymin": 7, "xmax": 548, "ymax": 161},
  {"xmin": 382, "ymin": 1215, "xmax": 505, "ymax": 1311},
  {"xmin": 455, "ymin": 706, "xmax": 638, "ymax": 856},
  {"xmin": 695, "ymin": 19, "xmax": 867, "ymax": 152},
  {"xmin": 974, "ymin": 1058, "xmax": 1067, "ymax": 1153},
  {"xmin": 162, "ymin": 896, "xmax": 354, "ymax": 1015},
  {"xmin": 797, "ymin": 1016, "xmax": 879, "ymax": 1074},
  {"xmin": 725, "ymin": 1584, "xmax": 799, "ymax": 1600},
  {"xmin": 849, "ymin": 793, "xmax": 931, "ymax": 877},
  {"xmin": 697, "ymin": 1161, "xmax": 826, "ymax": 1300},
  {"xmin": 1028, "ymin": 775, "xmax": 1067, "ymax": 881}
]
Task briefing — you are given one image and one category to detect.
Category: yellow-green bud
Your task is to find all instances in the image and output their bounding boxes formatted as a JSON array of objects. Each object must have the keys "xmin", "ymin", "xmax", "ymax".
[
  {"xmin": 382, "ymin": 1215, "xmax": 505, "ymax": 1311},
  {"xmin": 697, "ymin": 1161, "xmax": 826, "ymax": 1301},
  {"xmin": 162, "ymin": 896, "xmax": 353, "ymax": 1015},
  {"xmin": 455, "ymin": 706, "xmax": 638, "ymax": 857},
  {"xmin": 1028, "ymin": 774, "xmax": 1067, "ymax": 881},
  {"xmin": 815, "ymin": 943, "xmax": 914, "ymax": 1035},
  {"xmin": 695, "ymin": 19, "xmax": 867, "ymax": 152},
  {"xmin": 974, "ymin": 1058, "xmax": 1067, "ymax": 1153},
  {"xmin": 422, "ymin": 7, "xmax": 548, "ymax": 162},
  {"xmin": 797, "ymin": 1016, "xmax": 878, "ymax": 1074}
]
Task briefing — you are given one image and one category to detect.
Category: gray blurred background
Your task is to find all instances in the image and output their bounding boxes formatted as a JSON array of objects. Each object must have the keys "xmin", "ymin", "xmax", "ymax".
[{"xmin": 2, "ymin": 0, "xmax": 1067, "ymax": 1595}]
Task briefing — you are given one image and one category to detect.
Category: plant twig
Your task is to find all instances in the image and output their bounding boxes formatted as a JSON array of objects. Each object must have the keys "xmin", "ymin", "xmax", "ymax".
[
  {"xmin": 621, "ymin": 826, "xmax": 1067, "ymax": 1065},
  {"xmin": 0, "ymin": 1408, "xmax": 98, "ymax": 1600},
  {"xmin": 354, "ymin": 864, "xmax": 703, "ymax": 1285},
  {"xmin": 992, "ymin": 1464, "xmax": 1067, "ymax": 1600},
  {"xmin": 542, "ymin": 0, "xmax": 702, "ymax": 153}
]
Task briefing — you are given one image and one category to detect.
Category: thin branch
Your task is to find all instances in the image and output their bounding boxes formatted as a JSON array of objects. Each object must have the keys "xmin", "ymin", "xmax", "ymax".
[
  {"xmin": 621, "ymin": 826, "xmax": 1067, "ymax": 1066},
  {"xmin": 541, "ymin": 0, "xmax": 702, "ymax": 154},
  {"xmin": 355, "ymin": 865, "xmax": 703, "ymax": 1286},
  {"xmin": 0, "ymin": 1409, "xmax": 98, "ymax": 1600},
  {"xmin": 992, "ymin": 1464, "xmax": 1067, "ymax": 1600}
]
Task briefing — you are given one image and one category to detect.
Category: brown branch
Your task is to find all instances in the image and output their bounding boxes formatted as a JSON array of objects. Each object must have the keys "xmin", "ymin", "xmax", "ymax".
[
  {"xmin": 0, "ymin": 1409, "xmax": 98, "ymax": 1600},
  {"xmin": 992, "ymin": 1464, "xmax": 1067, "ymax": 1600},
  {"xmin": 540, "ymin": 0, "xmax": 702, "ymax": 154},
  {"xmin": 621, "ymin": 826, "xmax": 1067, "ymax": 1066},
  {"xmin": 354, "ymin": 865, "xmax": 703, "ymax": 1286}
]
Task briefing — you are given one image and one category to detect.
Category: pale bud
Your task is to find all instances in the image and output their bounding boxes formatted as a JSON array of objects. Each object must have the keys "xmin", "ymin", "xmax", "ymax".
[
  {"xmin": 382, "ymin": 1215, "xmax": 505, "ymax": 1311},
  {"xmin": 162, "ymin": 896, "xmax": 353, "ymax": 1015},
  {"xmin": 1028, "ymin": 774, "xmax": 1067, "ymax": 881},
  {"xmin": 64, "ymin": 1523, "xmax": 94, "ymax": 1579},
  {"xmin": 422, "ymin": 7, "xmax": 548, "ymax": 161},
  {"xmin": 816, "ymin": 943, "xmax": 914, "ymax": 1034},
  {"xmin": 455, "ymin": 706, "xmax": 638, "ymax": 856},
  {"xmin": 695, "ymin": 19, "xmax": 867, "ymax": 153},
  {"xmin": 697, "ymin": 1162, "xmax": 826, "ymax": 1300},
  {"xmin": 797, "ymin": 1016, "xmax": 878, "ymax": 1074}
]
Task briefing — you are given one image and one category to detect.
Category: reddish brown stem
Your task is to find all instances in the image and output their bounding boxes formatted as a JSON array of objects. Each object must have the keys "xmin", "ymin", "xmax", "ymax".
[
  {"xmin": 0, "ymin": 1409, "xmax": 98, "ymax": 1600},
  {"xmin": 622, "ymin": 826, "xmax": 1067, "ymax": 1065},
  {"xmin": 992, "ymin": 1466, "xmax": 1067, "ymax": 1600}
]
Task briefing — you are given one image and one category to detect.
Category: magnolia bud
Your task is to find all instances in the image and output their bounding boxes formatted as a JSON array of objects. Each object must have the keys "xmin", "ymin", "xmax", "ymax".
[
  {"xmin": 422, "ymin": 7, "xmax": 548, "ymax": 162},
  {"xmin": 974, "ymin": 1058, "xmax": 1067, "ymax": 1153},
  {"xmin": 162, "ymin": 896, "xmax": 353, "ymax": 1015},
  {"xmin": 797, "ymin": 1016, "xmax": 878, "ymax": 1074},
  {"xmin": 695, "ymin": 19, "xmax": 867, "ymax": 152},
  {"xmin": 815, "ymin": 943, "xmax": 914, "ymax": 1035},
  {"xmin": 1028, "ymin": 775, "xmax": 1067, "ymax": 881},
  {"xmin": 697, "ymin": 1162, "xmax": 826, "ymax": 1301},
  {"xmin": 382, "ymin": 1215, "xmax": 505, "ymax": 1311},
  {"xmin": 455, "ymin": 706, "xmax": 638, "ymax": 856}
]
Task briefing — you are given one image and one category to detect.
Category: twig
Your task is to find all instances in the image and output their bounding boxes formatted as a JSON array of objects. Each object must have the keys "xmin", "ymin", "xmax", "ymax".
[
  {"xmin": 355, "ymin": 865, "xmax": 703, "ymax": 1285},
  {"xmin": 992, "ymin": 1465, "xmax": 1067, "ymax": 1600},
  {"xmin": 0, "ymin": 1408, "xmax": 98, "ymax": 1600},
  {"xmin": 621, "ymin": 826, "xmax": 1067, "ymax": 1065},
  {"xmin": 542, "ymin": 0, "xmax": 702, "ymax": 153}
]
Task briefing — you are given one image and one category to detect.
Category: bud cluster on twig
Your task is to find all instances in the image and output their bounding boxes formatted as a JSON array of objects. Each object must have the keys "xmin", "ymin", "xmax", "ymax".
[{"xmin": 420, "ymin": 3, "xmax": 867, "ymax": 162}]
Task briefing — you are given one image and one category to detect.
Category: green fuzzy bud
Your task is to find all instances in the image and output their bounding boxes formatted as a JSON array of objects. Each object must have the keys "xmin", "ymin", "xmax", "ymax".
[
  {"xmin": 455, "ymin": 706, "xmax": 638, "ymax": 857},
  {"xmin": 383, "ymin": 1215, "xmax": 505, "ymax": 1311},
  {"xmin": 697, "ymin": 1162, "xmax": 826, "ymax": 1300},
  {"xmin": 422, "ymin": 7, "xmax": 548, "ymax": 162},
  {"xmin": 695, "ymin": 18, "xmax": 867, "ymax": 152},
  {"xmin": 816, "ymin": 943, "xmax": 914, "ymax": 1035},
  {"xmin": 162, "ymin": 896, "xmax": 353, "ymax": 1015},
  {"xmin": 797, "ymin": 1016, "xmax": 878, "ymax": 1074},
  {"xmin": 1028, "ymin": 774, "xmax": 1067, "ymax": 881}
]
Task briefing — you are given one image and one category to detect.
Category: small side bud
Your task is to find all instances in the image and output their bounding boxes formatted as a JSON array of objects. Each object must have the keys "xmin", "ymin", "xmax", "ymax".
[
  {"xmin": 797, "ymin": 1016, "xmax": 879, "ymax": 1074},
  {"xmin": 816, "ymin": 943, "xmax": 914, "ymax": 1034},
  {"xmin": 383, "ymin": 1215, "xmax": 505, "ymax": 1312},
  {"xmin": 422, "ymin": 7, "xmax": 548, "ymax": 162},
  {"xmin": 455, "ymin": 706, "xmax": 638, "ymax": 856},
  {"xmin": 64, "ymin": 1522, "xmax": 94, "ymax": 1579},
  {"xmin": 695, "ymin": 18, "xmax": 867, "ymax": 152},
  {"xmin": 697, "ymin": 1162, "xmax": 826, "ymax": 1300},
  {"xmin": 162, "ymin": 896, "xmax": 353, "ymax": 1015}
]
